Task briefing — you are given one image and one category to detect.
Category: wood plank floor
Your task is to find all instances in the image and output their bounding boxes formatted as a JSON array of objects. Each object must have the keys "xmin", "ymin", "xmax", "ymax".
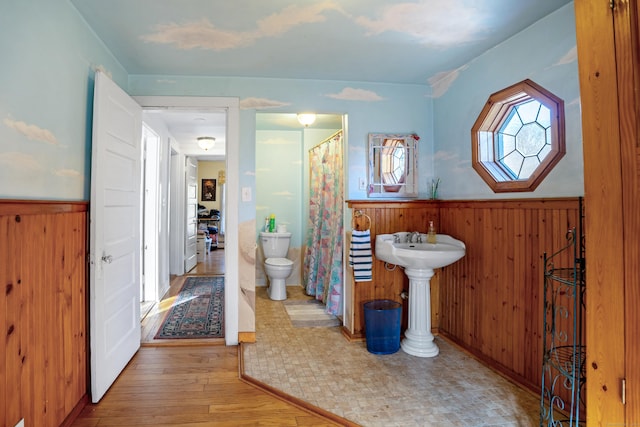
[
  {"xmin": 70, "ymin": 346, "xmax": 339, "ymax": 426},
  {"xmin": 71, "ymin": 249, "xmax": 340, "ymax": 426}
]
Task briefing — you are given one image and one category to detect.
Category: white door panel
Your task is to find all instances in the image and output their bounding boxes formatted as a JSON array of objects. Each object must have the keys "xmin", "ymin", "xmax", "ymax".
[{"xmin": 90, "ymin": 71, "xmax": 142, "ymax": 403}]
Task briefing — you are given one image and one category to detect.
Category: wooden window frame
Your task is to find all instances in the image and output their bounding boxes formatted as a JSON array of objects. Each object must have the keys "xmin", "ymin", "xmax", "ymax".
[{"xmin": 471, "ymin": 79, "xmax": 565, "ymax": 192}]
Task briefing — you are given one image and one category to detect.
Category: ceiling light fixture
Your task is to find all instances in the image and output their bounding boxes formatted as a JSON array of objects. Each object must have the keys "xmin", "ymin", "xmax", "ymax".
[
  {"xmin": 197, "ymin": 136, "xmax": 216, "ymax": 151},
  {"xmin": 297, "ymin": 113, "xmax": 316, "ymax": 127}
]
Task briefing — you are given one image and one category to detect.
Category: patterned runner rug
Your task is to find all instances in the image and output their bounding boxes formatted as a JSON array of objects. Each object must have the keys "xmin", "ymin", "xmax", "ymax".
[
  {"xmin": 155, "ymin": 276, "xmax": 224, "ymax": 339},
  {"xmin": 283, "ymin": 299, "xmax": 340, "ymax": 328}
]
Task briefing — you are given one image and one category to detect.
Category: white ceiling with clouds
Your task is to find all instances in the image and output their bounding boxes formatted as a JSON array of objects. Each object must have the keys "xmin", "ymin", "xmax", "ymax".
[{"xmin": 70, "ymin": 0, "xmax": 571, "ymax": 85}]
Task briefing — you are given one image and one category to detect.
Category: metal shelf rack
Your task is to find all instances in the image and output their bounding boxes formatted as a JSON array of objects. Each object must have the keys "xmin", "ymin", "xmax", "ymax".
[{"xmin": 540, "ymin": 204, "xmax": 586, "ymax": 427}]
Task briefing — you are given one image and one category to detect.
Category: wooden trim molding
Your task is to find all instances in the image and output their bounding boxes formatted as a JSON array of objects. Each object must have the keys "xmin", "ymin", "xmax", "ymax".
[
  {"xmin": 0, "ymin": 199, "xmax": 88, "ymax": 215},
  {"xmin": 238, "ymin": 332, "xmax": 256, "ymax": 343}
]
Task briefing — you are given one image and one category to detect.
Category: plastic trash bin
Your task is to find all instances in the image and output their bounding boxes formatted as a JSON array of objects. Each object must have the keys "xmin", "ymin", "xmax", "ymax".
[{"xmin": 363, "ymin": 300, "xmax": 402, "ymax": 354}]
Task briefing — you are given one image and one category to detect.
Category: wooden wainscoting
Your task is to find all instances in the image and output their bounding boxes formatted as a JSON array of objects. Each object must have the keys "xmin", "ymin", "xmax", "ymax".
[
  {"xmin": 1, "ymin": 200, "xmax": 88, "ymax": 427},
  {"xmin": 346, "ymin": 197, "xmax": 582, "ymax": 397},
  {"xmin": 437, "ymin": 198, "xmax": 582, "ymax": 393}
]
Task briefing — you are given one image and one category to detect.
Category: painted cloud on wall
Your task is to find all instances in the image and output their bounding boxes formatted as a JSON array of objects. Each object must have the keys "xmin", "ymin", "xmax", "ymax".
[
  {"xmin": 553, "ymin": 46, "xmax": 577, "ymax": 67},
  {"xmin": 1, "ymin": 117, "xmax": 83, "ymax": 196},
  {"xmin": 428, "ymin": 64, "xmax": 469, "ymax": 98},
  {"xmin": 53, "ymin": 168, "xmax": 83, "ymax": 179},
  {"xmin": 326, "ymin": 87, "xmax": 383, "ymax": 101},
  {"xmin": 0, "ymin": 151, "xmax": 44, "ymax": 172},
  {"xmin": 4, "ymin": 118, "xmax": 59, "ymax": 145}
]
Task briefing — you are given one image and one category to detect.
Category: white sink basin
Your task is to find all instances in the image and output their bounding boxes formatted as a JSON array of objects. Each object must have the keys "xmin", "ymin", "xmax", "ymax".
[
  {"xmin": 375, "ymin": 233, "xmax": 466, "ymax": 270},
  {"xmin": 374, "ymin": 231, "xmax": 466, "ymax": 358}
]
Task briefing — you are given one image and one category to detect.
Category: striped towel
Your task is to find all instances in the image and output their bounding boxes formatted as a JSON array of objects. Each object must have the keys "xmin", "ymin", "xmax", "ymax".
[{"xmin": 349, "ymin": 229, "xmax": 372, "ymax": 282}]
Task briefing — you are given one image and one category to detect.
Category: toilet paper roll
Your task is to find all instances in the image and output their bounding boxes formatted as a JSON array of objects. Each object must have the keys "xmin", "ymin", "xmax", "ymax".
[{"xmin": 276, "ymin": 224, "xmax": 287, "ymax": 233}]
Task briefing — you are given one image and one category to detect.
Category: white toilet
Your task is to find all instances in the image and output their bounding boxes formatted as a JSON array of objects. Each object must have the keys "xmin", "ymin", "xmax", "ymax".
[{"xmin": 260, "ymin": 231, "xmax": 294, "ymax": 300}]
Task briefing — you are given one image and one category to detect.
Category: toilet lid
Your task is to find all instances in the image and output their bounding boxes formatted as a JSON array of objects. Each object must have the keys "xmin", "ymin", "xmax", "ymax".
[{"xmin": 265, "ymin": 257, "xmax": 293, "ymax": 266}]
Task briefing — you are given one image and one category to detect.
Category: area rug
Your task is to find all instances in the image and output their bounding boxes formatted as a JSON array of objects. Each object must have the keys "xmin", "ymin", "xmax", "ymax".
[
  {"xmin": 283, "ymin": 299, "xmax": 340, "ymax": 328},
  {"xmin": 155, "ymin": 276, "xmax": 224, "ymax": 339}
]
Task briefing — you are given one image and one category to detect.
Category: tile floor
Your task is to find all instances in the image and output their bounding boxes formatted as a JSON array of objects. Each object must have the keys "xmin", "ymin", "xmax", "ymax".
[{"xmin": 242, "ymin": 285, "xmax": 541, "ymax": 427}]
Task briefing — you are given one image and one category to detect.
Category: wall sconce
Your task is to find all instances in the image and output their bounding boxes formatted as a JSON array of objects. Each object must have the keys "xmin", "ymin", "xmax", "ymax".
[
  {"xmin": 297, "ymin": 113, "xmax": 316, "ymax": 127},
  {"xmin": 197, "ymin": 136, "xmax": 216, "ymax": 151}
]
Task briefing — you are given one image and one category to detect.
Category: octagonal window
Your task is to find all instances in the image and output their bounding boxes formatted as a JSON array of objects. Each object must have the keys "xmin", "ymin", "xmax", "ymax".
[{"xmin": 471, "ymin": 79, "xmax": 565, "ymax": 192}]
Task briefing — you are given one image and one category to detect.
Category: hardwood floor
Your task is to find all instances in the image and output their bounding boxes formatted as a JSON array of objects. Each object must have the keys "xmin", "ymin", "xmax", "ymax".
[
  {"xmin": 71, "ymin": 346, "xmax": 339, "ymax": 426},
  {"xmin": 71, "ymin": 248, "xmax": 340, "ymax": 426}
]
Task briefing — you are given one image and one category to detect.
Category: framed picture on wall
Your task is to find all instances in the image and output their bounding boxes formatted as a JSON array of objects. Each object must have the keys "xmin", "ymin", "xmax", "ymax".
[{"xmin": 201, "ymin": 178, "xmax": 216, "ymax": 201}]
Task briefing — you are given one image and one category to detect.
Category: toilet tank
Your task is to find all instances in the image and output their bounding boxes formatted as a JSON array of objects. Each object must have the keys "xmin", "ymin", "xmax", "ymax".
[{"xmin": 260, "ymin": 231, "xmax": 292, "ymax": 258}]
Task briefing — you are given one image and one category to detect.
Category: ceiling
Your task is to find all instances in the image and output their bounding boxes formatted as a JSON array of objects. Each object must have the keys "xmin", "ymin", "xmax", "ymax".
[{"xmin": 71, "ymin": 0, "xmax": 572, "ymax": 159}]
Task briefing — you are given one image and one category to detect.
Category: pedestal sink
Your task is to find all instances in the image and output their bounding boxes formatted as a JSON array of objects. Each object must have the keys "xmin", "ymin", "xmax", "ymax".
[{"xmin": 375, "ymin": 232, "xmax": 466, "ymax": 357}]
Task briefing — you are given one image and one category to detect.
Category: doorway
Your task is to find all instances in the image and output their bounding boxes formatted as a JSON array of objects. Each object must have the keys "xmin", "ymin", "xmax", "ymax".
[
  {"xmin": 141, "ymin": 123, "xmax": 160, "ymax": 320},
  {"xmin": 135, "ymin": 95, "xmax": 240, "ymax": 346},
  {"xmin": 254, "ymin": 113, "xmax": 345, "ymax": 303}
]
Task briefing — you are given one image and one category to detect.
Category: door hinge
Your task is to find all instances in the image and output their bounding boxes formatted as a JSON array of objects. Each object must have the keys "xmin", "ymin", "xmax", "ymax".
[
  {"xmin": 622, "ymin": 378, "xmax": 626, "ymax": 405},
  {"xmin": 610, "ymin": 0, "xmax": 615, "ymax": 10}
]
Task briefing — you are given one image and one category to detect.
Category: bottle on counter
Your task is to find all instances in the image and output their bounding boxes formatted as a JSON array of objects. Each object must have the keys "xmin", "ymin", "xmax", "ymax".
[{"xmin": 427, "ymin": 220, "xmax": 437, "ymax": 244}]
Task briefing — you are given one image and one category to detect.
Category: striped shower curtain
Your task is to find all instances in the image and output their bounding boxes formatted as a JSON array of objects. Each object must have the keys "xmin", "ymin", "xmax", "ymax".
[{"xmin": 303, "ymin": 131, "xmax": 343, "ymax": 315}]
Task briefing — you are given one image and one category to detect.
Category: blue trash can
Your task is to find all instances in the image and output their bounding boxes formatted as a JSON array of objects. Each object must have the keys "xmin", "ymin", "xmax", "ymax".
[{"xmin": 363, "ymin": 300, "xmax": 402, "ymax": 354}]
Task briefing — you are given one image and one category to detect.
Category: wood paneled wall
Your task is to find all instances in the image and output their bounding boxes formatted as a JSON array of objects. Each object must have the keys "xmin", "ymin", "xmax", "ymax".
[
  {"xmin": 346, "ymin": 200, "xmax": 440, "ymax": 339},
  {"xmin": 347, "ymin": 197, "xmax": 581, "ymax": 396},
  {"xmin": 1, "ymin": 201, "xmax": 88, "ymax": 427},
  {"xmin": 438, "ymin": 198, "xmax": 581, "ymax": 393}
]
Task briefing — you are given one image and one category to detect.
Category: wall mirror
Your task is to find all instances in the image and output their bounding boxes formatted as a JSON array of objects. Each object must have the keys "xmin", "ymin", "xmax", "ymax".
[{"xmin": 368, "ymin": 133, "xmax": 418, "ymax": 198}]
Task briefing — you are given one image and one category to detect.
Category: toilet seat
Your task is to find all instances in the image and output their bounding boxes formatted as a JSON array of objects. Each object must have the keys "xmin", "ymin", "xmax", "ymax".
[{"xmin": 265, "ymin": 257, "xmax": 293, "ymax": 267}]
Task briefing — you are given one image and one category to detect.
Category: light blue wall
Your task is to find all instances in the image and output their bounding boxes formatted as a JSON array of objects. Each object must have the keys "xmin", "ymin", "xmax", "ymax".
[
  {"xmin": 256, "ymin": 129, "xmax": 303, "ymax": 245},
  {"xmin": 432, "ymin": 4, "xmax": 582, "ymax": 199},
  {"xmin": 0, "ymin": 1, "xmax": 580, "ymax": 205},
  {"xmin": 0, "ymin": 0, "xmax": 127, "ymax": 200},
  {"xmin": 128, "ymin": 76, "xmax": 434, "ymax": 223}
]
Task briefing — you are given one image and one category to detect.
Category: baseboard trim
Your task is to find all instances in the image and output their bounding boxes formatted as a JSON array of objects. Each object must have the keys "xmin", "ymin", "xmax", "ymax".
[
  {"xmin": 60, "ymin": 395, "xmax": 89, "ymax": 427},
  {"xmin": 341, "ymin": 326, "xmax": 365, "ymax": 342}
]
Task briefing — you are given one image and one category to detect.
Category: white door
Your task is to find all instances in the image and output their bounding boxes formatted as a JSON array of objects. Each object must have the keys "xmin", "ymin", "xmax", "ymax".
[
  {"xmin": 185, "ymin": 156, "xmax": 198, "ymax": 272},
  {"xmin": 89, "ymin": 71, "xmax": 142, "ymax": 402}
]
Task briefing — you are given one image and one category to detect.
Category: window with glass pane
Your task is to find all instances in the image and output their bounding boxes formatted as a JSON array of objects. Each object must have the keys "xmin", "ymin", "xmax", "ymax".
[{"xmin": 471, "ymin": 79, "xmax": 565, "ymax": 192}]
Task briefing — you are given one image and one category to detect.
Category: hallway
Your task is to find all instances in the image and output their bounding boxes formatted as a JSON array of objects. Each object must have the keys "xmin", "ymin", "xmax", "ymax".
[{"xmin": 141, "ymin": 248, "xmax": 225, "ymax": 345}]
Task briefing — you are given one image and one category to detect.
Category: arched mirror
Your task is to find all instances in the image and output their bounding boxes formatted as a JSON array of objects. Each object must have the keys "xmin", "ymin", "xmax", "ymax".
[{"xmin": 368, "ymin": 133, "xmax": 418, "ymax": 198}]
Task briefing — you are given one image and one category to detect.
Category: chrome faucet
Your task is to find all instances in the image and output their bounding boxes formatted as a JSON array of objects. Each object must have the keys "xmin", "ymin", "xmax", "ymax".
[{"xmin": 409, "ymin": 231, "xmax": 422, "ymax": 243}]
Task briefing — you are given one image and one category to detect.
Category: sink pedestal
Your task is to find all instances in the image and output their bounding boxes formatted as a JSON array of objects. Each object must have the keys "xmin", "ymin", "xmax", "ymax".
[{"xmin": 401, "ymin": 268, "xmax": 439, "ymax": 357}]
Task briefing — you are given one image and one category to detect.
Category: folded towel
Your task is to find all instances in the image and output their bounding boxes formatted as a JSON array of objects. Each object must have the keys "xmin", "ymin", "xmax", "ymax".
[{"xmin": 349, "ymin": 229, "xmax": 372, "ymax": 282}]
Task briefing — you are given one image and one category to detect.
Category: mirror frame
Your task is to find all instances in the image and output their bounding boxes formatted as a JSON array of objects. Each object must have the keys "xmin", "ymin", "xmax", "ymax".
[{"xmin": 367, "ymin": 133, "xmax": 418, "ymax": 198}]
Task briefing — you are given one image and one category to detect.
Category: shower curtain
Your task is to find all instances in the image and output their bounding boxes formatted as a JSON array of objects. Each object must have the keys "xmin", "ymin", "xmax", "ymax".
[{"xmin": 303, "ymin": 130, "xmax": 344, "ymax": 315}]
